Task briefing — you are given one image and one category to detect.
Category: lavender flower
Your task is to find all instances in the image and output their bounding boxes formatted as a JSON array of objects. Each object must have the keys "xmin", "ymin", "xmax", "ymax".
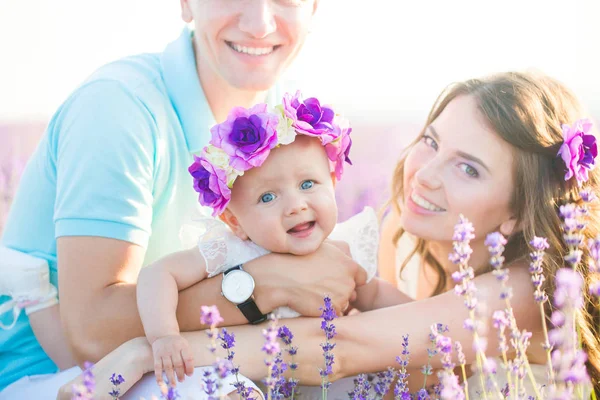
[
  {"xmin": 108, "ymin": 373, "xmax": 124, "ymax": 399},
  {"xmin": 588, "ymin": 235, "xmax": 600, "ymax": 273},
  {"xmin": 200, "ymin": 305, "xmax": 224, "ymax": 328},
  {"xmin": 529, "ymin": 236, "xmax": 549, "ymax": 304},
  {"xmin": 549, "ymin": 268, "xmax": 590, "ymax": 389},
  {"xmin": 319, "ymin": 295, "xmax": 337, "ymax": 399},
  {"xmin": 262, "ymin": 316, "xmax": 282, "ymax": 399},
  {"xmin": 349, "ymin": 374, "xmax": 371, "ymax": 400},
  {"xmin": 394, "ymin": 335, "xmax": 411, "ymax": 400},
  {"xmin": 162, "ymin": 386, "xmax": 180, "ymax": 400},
  {"xmin": 71, "ymin": 363, "xmax": 95, "ymax": 400},
  {"xmin": 560, "ymin": 203, "xmax": 586, "ymax": 269},
  {"xmin": 372, "ymin": 368, "xmax": 396, "ymax": 399},
  {"xmin": 278, "ymin": 325, "xmax": 299, "ymax": 399}
]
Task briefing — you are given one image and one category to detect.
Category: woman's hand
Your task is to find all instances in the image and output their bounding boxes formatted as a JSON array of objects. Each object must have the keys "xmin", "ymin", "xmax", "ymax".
[
  {"xmin": 248, "ymin": 241, "xmax": 366, "ymax": 317},
  {"xmin": 57, "ymin": 337, "xmax": 154, "ymax": 400}
]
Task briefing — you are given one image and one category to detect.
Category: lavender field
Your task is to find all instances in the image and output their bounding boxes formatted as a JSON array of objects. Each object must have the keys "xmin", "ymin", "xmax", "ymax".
[{"xmin": 0, "ymin": 118, "xmax": 423, "ymax": 235}]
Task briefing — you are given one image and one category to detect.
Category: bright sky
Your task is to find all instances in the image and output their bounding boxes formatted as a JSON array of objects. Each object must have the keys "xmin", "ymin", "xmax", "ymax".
[{"xmin": 1, "ymin": 0, "xmax": 598, "ymax": 122}]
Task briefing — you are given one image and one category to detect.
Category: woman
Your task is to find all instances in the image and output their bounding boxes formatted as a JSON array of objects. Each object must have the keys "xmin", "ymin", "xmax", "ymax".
[{"xmin": 61, "ymin": 71, "xmax": 600, "ymax": 399}]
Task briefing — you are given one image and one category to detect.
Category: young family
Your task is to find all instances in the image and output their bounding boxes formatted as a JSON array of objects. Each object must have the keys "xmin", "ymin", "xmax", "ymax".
[{"xmin": 0, "ymin": 0, "xmax": 598, "ymax": 399}]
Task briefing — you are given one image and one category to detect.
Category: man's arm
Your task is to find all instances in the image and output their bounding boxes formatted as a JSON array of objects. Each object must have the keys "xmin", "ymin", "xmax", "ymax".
[{"xmin": 59, "ymin": 238, "xmax": 365, "ymax": 363}]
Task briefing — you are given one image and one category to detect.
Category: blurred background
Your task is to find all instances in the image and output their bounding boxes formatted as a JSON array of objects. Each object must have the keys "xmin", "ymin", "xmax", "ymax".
[{"xmin": 1, "ymin": 0, "xmax": 599, "ymax": 233}]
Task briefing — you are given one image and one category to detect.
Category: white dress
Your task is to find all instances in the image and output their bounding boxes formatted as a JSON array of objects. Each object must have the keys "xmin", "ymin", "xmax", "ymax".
[{"xmin": 394, "ymin": 233, "xmax": 550, "ymax": 398}]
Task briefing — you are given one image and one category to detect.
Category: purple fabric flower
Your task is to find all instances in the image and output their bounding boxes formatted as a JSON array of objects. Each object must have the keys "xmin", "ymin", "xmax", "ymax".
[
  {"xmin": 189, "ymin": 156, "xmax": 231, "ymax": 216},
  {"xmin": 324, "ymin": 119, "xmax": 353, "ymax": 180},
  {"xmin": 282, "ymin": 91, "xmax": 336, "ymax": 140},
  {"xmin": 557, "ymin": 118, "xmax": 597, "ymax": 185},
  {"xmin": 210, "ymin": 103, "xmax": 278, "ymax": 171}
]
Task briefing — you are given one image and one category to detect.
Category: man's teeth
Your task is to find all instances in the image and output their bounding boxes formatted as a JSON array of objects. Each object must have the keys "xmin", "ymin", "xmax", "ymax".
[
  {"xmin": 411, "ymin": 193, "xmax": 445, "ymax": 211},
  {"xmin": 230, "ymin": 43, "xmax": 274, "ymax": 56}
]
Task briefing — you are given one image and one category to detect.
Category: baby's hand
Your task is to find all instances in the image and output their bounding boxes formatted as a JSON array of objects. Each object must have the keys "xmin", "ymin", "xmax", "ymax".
[{"xmin": 151, "ymin": 334, "xmax": 194, "ymax": 386}]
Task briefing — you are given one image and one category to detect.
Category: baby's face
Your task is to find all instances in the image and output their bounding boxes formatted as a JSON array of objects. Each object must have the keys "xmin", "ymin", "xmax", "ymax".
[{"xmin": 224, "ymin": 135, "xmax": 338, "ymax": 255}]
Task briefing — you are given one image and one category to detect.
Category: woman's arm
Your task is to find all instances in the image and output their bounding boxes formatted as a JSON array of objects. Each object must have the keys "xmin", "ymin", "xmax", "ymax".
[
  {"xmin": 58, "ymin": 264, "xmax": 538, "ymax": 398},
  {"xmin": 190, "ymin": 264, "xmax": 540, "ymax": 383}
]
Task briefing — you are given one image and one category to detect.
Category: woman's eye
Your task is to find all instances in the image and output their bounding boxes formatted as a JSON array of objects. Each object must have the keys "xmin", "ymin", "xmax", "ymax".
[
  {"xmin": 460, "ymin": 163, "xmax": 479, "ymax": 178},
  {"xmin": 260, "ymin": 193, "xmax": 276, "ymax": 203},
  {"xmin": 422, "ymin": 135, "xmax": 439, "ymax": 151},
  {"xmin": 300, "ymin": 180, "xmax": 314, "ymax": 190}
]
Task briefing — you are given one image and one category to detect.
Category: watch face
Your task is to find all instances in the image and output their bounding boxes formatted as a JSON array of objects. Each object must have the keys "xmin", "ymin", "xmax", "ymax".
[{"xmin": 222, "ymin": 270, "xmax": 255, "ymax": 304}]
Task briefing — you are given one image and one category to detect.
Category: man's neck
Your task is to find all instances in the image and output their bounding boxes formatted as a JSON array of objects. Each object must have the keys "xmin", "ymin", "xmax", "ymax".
[{"xmin": 194, "ymin": 47, "xmax": 270, "ymax": 123}]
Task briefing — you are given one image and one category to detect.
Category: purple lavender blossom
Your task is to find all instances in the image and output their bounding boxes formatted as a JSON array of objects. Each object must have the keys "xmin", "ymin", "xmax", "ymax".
[
  {"xmin": 549, "ymin": 268, "xmax": 590, "ymax": 389},
  {"xmin": 162, "ymin": 386, "xmax": 180, "ymax": 400},
  {"xmin": 319, "ymin": 295, "xmax": 338, "ymax": 393},
  {"xmin": 394, "ymin": 335, "xmax": 411, "ymax": 400},
  {"xmin": 108, "ymin": 372, "xmax": 124, "ymax": 399},
  {"xmin": 201, "ymin": 368, "xmax": 218, "ymax": 399},
  {"xmin": 200, "ymin": 305, "xmax": 224, "ymax": 327},
  {"xmin": 262, "ymin": 316, "xmax": 283, "ymax": 397},
  {"xmin": 372, "ymin": 368, "xmax": 396, "ymax": 399},
  {"xmin": 529, "ymin": 236, "xmax": 549, "ymax": 304},
  {"xmin": 71, "ymin": 364, "xmax": 95, "ymax": 400},
  {"xmin": 349, "ymin": 374, "xmax": 371, "ymax": 400},
  {"xmin": 438, "ymin": 370, "xmax": 465, "ymax": 400},
  {"xmin": 588, "ymin": 235, "xmax": 600, "ymax": 273},
  {"xmin": 277, "ymin": 326, "xmax": 294, "ymax": 345}
]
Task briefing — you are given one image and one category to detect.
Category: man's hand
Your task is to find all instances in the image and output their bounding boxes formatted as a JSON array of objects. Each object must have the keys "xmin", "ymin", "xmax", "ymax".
[
  {"xmin": 151, "ymin": 335, "xmax": 194, "ymax": 386},
  {"xmin": 250, "ymin": 241, "xmax": 366, "ymax": 317}
]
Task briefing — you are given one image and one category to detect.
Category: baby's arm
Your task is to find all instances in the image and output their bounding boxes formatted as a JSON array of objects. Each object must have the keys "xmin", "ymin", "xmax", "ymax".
[
  {"xmin": 136, "ymin": 248, "xmax": 208, "ymax": 384},
  {"xmin": 351, "ymin": 277, "xmax": 414, "ymax": 312}
]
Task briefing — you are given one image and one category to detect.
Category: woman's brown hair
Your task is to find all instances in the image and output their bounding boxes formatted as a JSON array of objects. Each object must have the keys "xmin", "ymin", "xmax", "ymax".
[{"xmin": 389, "ymin": 71, "xmax": 600, "ymax": 391}]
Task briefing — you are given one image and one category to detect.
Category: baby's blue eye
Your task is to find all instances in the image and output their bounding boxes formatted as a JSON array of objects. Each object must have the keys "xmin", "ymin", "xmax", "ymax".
[
  {"xmin": 300, "ymin": 180, "xmax": 314, "ymax": 190},
  {"xmin": 260, "ymin": 193, "xmax": 275, "ymax": 203}
]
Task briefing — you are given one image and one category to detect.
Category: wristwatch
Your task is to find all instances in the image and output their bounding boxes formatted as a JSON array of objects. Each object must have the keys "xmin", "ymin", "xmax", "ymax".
[{"xmin": 221, "ymin": 265, "xmax": 268, "ymax": 324}]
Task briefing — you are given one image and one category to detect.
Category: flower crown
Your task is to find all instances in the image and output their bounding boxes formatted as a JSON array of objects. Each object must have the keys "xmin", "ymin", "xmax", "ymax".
[
  {"xmin": 189, "ymin": 91, "xmax": 353, "ymax": 216},
  {"xmin": 557, "ymin": 118, "xmax": 597, "ymax": 186}
]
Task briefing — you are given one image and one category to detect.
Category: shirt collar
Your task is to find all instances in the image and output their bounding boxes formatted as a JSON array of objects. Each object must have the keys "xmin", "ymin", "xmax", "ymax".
[
  {"xmin": 161, "ymin": 26, "xmax": 286, "ymax": 154},
  {"xmin": 161, "ymin": 26, "xmax": 214, "ymax": 153}
]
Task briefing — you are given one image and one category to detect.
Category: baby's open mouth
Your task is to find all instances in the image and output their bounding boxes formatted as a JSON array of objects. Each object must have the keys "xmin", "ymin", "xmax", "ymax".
[{"xmin": 287, "ymin": 221, "xmax": 315, "ymax": 233}]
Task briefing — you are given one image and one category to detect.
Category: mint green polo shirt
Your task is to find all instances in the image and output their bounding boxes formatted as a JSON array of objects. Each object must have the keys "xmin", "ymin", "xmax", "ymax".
[{"xmin": 0, "ymin": 27, "xmax": 284, "ymax": 391}]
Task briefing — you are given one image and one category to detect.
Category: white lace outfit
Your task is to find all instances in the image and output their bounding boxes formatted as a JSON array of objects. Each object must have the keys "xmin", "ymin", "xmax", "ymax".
[
  {"xmin": 180, "ymin": 206, "xmax": 379, "ymax": 319},
  {"xmin": 394, "ymin": 233, "xmax": 550, "ymax": 398}
]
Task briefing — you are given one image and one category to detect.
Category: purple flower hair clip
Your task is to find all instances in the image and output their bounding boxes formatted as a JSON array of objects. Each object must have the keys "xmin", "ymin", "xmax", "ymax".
[
  {"xmin": 189, "ymin": 92, "xmax": 353, "ymax": 215},
  {"xmin": 557, "ymin": 118, "xmax": 597, "ymax": 186}
]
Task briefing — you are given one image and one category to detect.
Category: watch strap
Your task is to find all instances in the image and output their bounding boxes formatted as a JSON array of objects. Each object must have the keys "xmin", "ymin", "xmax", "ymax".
[
  {"xmin": 237, "ymin": 298, "xmax": 268, "ymax": 325},
  {"xmin": 223, "ymin": 265, "xmax": 243, "ymax": 275}
]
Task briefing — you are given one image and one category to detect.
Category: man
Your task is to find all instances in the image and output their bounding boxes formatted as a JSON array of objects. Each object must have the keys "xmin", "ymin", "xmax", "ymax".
[{"xmin": 0, "ymin": 0, "xmax": 363, "ymax": 397}]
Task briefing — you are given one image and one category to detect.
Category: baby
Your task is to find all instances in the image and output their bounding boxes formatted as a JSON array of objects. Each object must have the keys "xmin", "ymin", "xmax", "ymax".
[{"xmin": 137, "ymin": 92, "xmax": 410, "ymax": 388}]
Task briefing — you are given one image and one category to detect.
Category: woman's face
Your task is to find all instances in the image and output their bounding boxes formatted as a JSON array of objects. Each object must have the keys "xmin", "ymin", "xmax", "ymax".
[{"xmin": 401, "ymin": 95, "xmax": 517, "ymax": 243}]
